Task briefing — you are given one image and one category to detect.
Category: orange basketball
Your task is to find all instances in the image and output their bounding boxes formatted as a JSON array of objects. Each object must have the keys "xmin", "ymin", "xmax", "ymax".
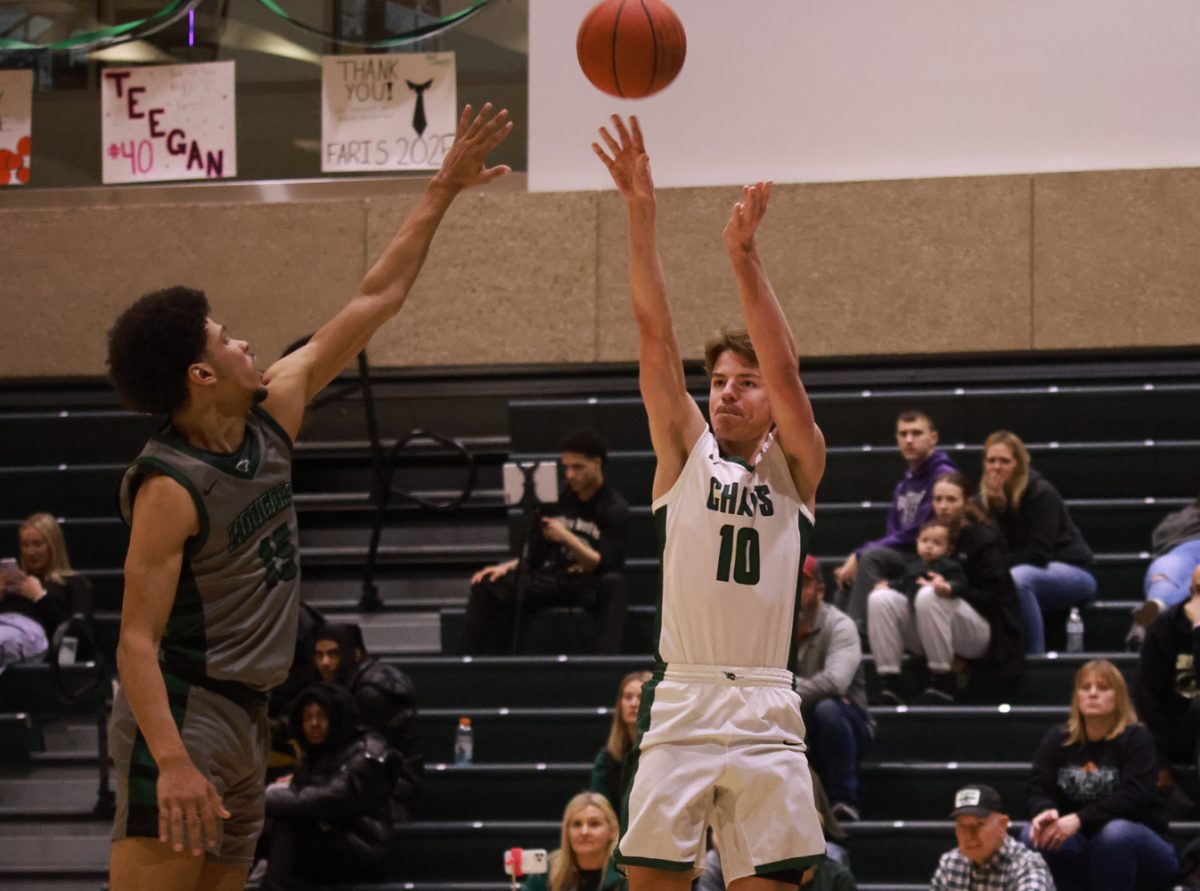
[{"xmin": 576, "ymin": 0, "xmax": 686, "ymax": 99}]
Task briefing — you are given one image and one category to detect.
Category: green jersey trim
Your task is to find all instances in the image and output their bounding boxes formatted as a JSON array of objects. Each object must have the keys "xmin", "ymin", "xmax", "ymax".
[
  {"xmin": 786, "ymin": 511, "xmax": 815, "ymax": 673},
  {"xmin": 133, "ymin": 457, "xmax": 211, "ymax": 557},
  {"xmin": 613, "ymin": 854, "xmax": 695, "ymax": 871},
  {"xmin": 151, "ymin": 419, "xmax": 262, "ymax": 479},
  {"xmin": 652, "ymin": 506, "xmax": 668, "ymax": 664},
  {"xmin": 754, "ymin": 853, "xmax": 827, "ymax": 876},
  {"xmin": 252, "ymin": 405, "xmax": 294, "ymax": 455}
]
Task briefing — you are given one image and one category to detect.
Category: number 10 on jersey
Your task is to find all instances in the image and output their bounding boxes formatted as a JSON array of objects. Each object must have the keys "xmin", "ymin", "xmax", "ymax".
[{"xmin": 716, "ymin": 524, "xmax": 760, "ymax": 585}]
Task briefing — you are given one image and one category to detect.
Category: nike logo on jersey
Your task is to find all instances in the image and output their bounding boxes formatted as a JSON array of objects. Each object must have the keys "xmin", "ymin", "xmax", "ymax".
[
  {"xmin": 706, "ymin": 478, "xmax": 774, "ymax": 518},
  {"xmin": 204, "ymin": 480, "xmax": 218, "ymax": 496}
]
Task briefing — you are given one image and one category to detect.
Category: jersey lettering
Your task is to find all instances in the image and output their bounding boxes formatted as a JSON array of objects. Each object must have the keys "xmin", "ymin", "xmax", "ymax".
[{"xmin": 705, "ymin": 478, "xmax": 775, "ymax": 518}]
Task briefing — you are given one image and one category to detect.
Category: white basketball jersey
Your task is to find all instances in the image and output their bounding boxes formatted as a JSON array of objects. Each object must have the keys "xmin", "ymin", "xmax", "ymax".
[{"xmin": 652, "ymin": 427, "xmax": 814, "ymax": 670}]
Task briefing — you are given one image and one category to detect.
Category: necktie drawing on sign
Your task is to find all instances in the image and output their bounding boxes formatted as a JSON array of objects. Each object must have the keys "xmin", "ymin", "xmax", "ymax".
[{"xmin": 407, "ymin": 79, "xmax": 433, "ymax": 136}]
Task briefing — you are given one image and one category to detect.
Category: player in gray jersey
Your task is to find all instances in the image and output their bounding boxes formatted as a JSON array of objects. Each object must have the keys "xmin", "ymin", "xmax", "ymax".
[
  {"xmin": 594, "ymin": 117, "xmax": 827, "ymax": 890},
  {"xmin": 104, "ymin": 104, "xmax": 512, "ymax": 891}
]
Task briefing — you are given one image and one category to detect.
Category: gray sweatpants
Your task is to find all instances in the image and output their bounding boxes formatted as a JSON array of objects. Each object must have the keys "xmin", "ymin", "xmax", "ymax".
[
  {"xmin": 867, "ymin": 585, "xmax": 991, "ymax": 674},
  {"xmin": 840, "ymin": 547, "xmax": 909, "ymax": 627}
]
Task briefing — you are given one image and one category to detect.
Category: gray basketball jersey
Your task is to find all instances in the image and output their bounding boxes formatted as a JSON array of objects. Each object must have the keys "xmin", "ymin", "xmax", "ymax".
[
  {"xmin": 119, "ymin": 406, "xmax": 300, "ymax": 691},
  {"xmin": 652, "ymin": 427, "xmax": 814, "ymax": 670}
]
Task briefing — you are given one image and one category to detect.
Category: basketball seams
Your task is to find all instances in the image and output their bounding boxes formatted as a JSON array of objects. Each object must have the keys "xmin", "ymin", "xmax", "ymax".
[
  {"xmin": 610, "ymin": 0, "xmax": 627, "ymax": 98},
  {"xmin": 638, "ymin": 0, "xmax": 659, "ymax": 96}
]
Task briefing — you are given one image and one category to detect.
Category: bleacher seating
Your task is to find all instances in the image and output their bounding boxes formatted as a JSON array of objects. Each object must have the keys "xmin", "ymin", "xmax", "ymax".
[{"xmin": 1, "ymin": 352, "xmax": 1198, "ymax": 889}]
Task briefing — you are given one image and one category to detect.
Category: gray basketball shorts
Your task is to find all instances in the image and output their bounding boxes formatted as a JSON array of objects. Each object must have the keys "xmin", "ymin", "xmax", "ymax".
[{"xmin": 109, "ymin": 675, "xmax": 270, "ymax": 868}]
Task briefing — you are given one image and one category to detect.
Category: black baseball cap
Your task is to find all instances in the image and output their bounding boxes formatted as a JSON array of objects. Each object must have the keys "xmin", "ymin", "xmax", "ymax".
[{"xmin": 950, "ymin": 784, "xmax": 1004, "ymax": 817}]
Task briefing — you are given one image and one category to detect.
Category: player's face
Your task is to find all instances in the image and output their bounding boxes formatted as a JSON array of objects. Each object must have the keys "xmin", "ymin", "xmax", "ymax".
[
  {"xmin": 562, "ymin": 452, "xmax": 603, "ymax": 497},
  {"xmin": 200, "ymin": 318, "xmax": 267, "ymax": 407},
  {"xmin": 709, "ymin": 351, "xmax": 771, "ymax": 444},
  {"xmin": 895, "ymin": 418, "xmax": 937, "ymax": 465},
  {"xmin": 314, "ymin": 640, "xmax": 342, "ymax": 683},
  {"xmin": 955, "ymin": 812, "xmax": 1008, "ymax": 865},
  {"xmin": 1076, "ymin": 672, "xmax": 1117, "ymax": 720},
  {"xmin": 620, "ymin": 679, "xmax": 642, "ymax": 728},
  {"xmin": 568, "ymin": 804, "xmax": 614, "ymax": 860},
  {"xmin": 916, "ymin": 528, "xmax": 948, "ymax": 563},
  {"xmin": 984, "ymin": 443, "xmax": 1018, "ymax": 490},
  {"xmin": 931, "ymin": 480, "xmax": 966, "ymax": 524},
  {"xmin": 301, "ymin": 701, "xmax": 330, "ymax": 745},
  {"xmin": 18, "ymin": 527, "xmax": 50, "ymax": 576}
]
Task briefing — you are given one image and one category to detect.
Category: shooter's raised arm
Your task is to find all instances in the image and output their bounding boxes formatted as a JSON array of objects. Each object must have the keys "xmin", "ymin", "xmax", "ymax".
[
  {"xmin": 722, "ymin": 181, "xmax": 825, "ymax": 509},
  {"xmin": 592, "ymin": 115, "xmax": 704, "ymax": 498},
  {"xmin": 262, "ymin": 103, "xmax": 514, "ymax": 439}
]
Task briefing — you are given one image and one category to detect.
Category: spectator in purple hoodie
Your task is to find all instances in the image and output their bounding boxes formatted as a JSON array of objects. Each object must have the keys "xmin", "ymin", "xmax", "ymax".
[{"xmin": 834, "ymin": 410, "xmax": 958, "ymax": 628}]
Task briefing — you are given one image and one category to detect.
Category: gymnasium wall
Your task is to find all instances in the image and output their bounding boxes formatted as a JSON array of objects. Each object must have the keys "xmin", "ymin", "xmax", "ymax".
[{"xmin": 4, "ymin": 164, "xmax": 1199, "ymax": 379}]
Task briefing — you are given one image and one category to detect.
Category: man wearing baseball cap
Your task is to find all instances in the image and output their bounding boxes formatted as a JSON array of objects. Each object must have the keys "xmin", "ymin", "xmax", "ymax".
[
  {"xmin": 932, "ymin": 784, "xmax": 1054, "ymax": 890},
  {"xmin": 793, "ymin": 555, "xmax": 872, "ymax": 823}
]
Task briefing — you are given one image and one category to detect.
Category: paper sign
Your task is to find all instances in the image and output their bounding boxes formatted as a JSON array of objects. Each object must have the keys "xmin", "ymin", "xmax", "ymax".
[
  {"xmin": 321, "ymin": 52, "xmax": 456, "ymax": 173},
  {"xmin": 0, "ymin": 70, "xmax": 33, "ymax": 186},
  {"xmin": 101, "ymin": 61, "xmax": 237, "ymax": 184}
]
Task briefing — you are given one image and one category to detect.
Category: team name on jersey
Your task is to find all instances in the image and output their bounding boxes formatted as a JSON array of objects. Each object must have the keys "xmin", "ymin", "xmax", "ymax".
[
  {"xmin": 705, "ymin": 478, "xmax": 774, "ymax": 518},
  {"xmin": 227, "ymin": 482, "xmax": 294, "ymax": 552}
]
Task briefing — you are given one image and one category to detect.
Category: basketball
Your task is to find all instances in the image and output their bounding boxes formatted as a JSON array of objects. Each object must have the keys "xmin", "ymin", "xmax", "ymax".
[{"xmin": 576, "ymin": 0, "xmax": 687, "ymax": 99}]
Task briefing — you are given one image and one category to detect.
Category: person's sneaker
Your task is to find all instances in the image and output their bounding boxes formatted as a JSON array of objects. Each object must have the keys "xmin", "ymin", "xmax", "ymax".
[
  {"xmin": 913, "ymin": 672, "xmax": 956, "ymax": 704},
  {"xmin": 1126, "ymin": 600, "xmax": 1163, "ymax": 651},
  {"xmin": 876, "ymin": 678, "xmax": 905, "ymax": 706},
  {"xmin": 831, "ymin": 802, "xmax": 861, "ymax": 823}
]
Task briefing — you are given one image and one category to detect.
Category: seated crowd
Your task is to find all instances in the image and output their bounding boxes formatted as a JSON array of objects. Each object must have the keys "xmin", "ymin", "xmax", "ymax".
[{"xmin": 10, "ymin": 406, "xmax": 1200, "ymax": 891}]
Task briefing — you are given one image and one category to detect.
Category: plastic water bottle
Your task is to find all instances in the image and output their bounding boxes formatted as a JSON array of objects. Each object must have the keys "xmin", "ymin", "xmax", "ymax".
[
  {"xmin": 1066, "ymin": 608, "xmax": 1085, "ymax": 654},
  {"xmin": 454, "ymin": 716, "xmax": 474, "ymax": 765}
]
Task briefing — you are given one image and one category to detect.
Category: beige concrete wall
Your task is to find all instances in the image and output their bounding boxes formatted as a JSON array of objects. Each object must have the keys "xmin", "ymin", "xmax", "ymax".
[{"xmin": 3, "ymin": 167, "xmax": 1196, "ymax": 379}]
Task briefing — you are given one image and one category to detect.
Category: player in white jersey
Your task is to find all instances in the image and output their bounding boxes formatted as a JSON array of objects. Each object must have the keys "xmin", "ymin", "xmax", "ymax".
[
  {"xmin": 104, "ymin": 105, "xmax": 511, "ymax": 891},
  {"xmin": 593, "ymin": 116, "xmax": 827, "ymax": 891}
]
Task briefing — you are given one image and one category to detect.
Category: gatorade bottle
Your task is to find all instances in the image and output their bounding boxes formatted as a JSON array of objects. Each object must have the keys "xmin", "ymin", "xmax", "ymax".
[
  {"xmin": 454, "ymin": 716, "xmax": 474, "ymax": 764},
  {"xmin": 1066, "ymin": 608, "xmax": 1085, "ymax": 654}
]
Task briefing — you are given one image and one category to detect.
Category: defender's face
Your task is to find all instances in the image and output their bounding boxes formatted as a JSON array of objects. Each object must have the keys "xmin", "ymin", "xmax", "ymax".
[
  {"xmin": 18, "ymin": 527, "xmax": 50, "ymax": 576},
  {"xmin": 201, "ymin": 318, "xmax": 266, "ymax": 405},
  {"xmin": 709, "ymin": 351, "xmax": 772, "ymax": 444}
]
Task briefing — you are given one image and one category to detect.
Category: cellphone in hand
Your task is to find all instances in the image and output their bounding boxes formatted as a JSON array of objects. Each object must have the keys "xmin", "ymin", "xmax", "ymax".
[{"xmin": 503, "ymin": 848, "xmax": 548, "ymax": 877}]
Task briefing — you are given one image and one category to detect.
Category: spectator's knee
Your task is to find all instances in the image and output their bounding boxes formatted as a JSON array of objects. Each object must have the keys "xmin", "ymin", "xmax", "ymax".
[
  {"xmin": 1095, "ymin": 819, "xmax": 1140, "ymax": 848},
  {"xmin": 812, "ymin": 697, "xmax": 842, "ymax": 725},
  {"xmin": 1010, "ymin": 564, "xmax": 1036, "ymax": 593},
  {"xmin": 913, "ymin": 586, "xmax": 938, "ymax": 613}
]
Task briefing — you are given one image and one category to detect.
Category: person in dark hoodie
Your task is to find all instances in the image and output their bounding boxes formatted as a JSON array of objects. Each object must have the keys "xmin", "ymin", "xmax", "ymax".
[
  {"xmin": 1023, "ymin": 659, "xmax": 1176, "ymax": 891},
  {"xmin": 833, "ymin": 410, "xmax": 958, "ymax": 628},
  {"xmin": 975, "ymin": 430, "xmax": 1096, "ymax": 655},
  {"xmin": 1134, "ymin": 564, "xmax": 1200, "ymax": 793},
  {"xmin": 311, "ymin": 623, "xmax": 422, "ymax": 819},
  {"xmin": 260, "ymin": 683, "xmax": 397, "ymax": 891}
]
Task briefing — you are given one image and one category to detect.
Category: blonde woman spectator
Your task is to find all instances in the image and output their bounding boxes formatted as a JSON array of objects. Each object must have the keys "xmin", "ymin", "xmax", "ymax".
[
  {"xmin": 589, "ymin": 671, "xmax": 651, "ymax": 811},
  {"xmin": 524, "ymin": 792, "xmax": 625, "ymax": 891},
  {"xmin": 1023, "ymin": 659, "xmax": 1176, "ymax": 891},
  {"xmin": 0, "ymin": 513, "xmax": 92, "ymax": 667},
  {"xmin": 977, "ymin": 431, "xmax": 1095, "ymax": 654}
]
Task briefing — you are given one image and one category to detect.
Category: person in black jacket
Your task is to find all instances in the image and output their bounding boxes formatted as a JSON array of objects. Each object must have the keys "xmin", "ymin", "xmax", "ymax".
[
  {"xmin": 1134, "ymin": 564, "xmax": 1200, "ymax": 794},
  {"xmin": 0, "ymin": 512, "xmax": 92, "ymax": 667},
  {"xmin": 462, "ymin": 429, "xmax": 631, "ymax": 655},
  {"xmin": 260, "ymin": 683, "xmax": 398, "ymax": 891},
  {"xmin": 312, "ymin": 623, "xmax": 422, "ymax": 820},
  {"xmin": 976, "ymin": 430, "xmax": 1096, "ymax": 655},
  {"xmin": 1023, "ymin": 659, "xmax": 1177, "ymax": 891}
]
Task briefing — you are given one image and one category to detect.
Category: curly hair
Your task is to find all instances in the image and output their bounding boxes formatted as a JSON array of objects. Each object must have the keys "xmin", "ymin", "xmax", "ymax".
[{"xmin": 107, "ymin": 286, "xmax": 210, "ymax": 415}]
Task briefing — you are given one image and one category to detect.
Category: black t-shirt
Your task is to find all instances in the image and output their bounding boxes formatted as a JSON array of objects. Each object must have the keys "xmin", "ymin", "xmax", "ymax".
[
  {"xmin": 542, "ymin": 482, "xmax": 630, "ymax": 575},
  {"xmin": 576, "ymin": 868, "xmax": 603, "ymax": 891}
]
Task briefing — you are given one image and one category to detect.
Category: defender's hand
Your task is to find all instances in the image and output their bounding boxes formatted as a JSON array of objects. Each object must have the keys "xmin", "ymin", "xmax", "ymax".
[
  {"xmin": 433, "ymin": 103, "xmax": 513, "ymax": 192},
  {"xmin": 157, "ymin": 754, "xmax": 230, "ymax": 856}
]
